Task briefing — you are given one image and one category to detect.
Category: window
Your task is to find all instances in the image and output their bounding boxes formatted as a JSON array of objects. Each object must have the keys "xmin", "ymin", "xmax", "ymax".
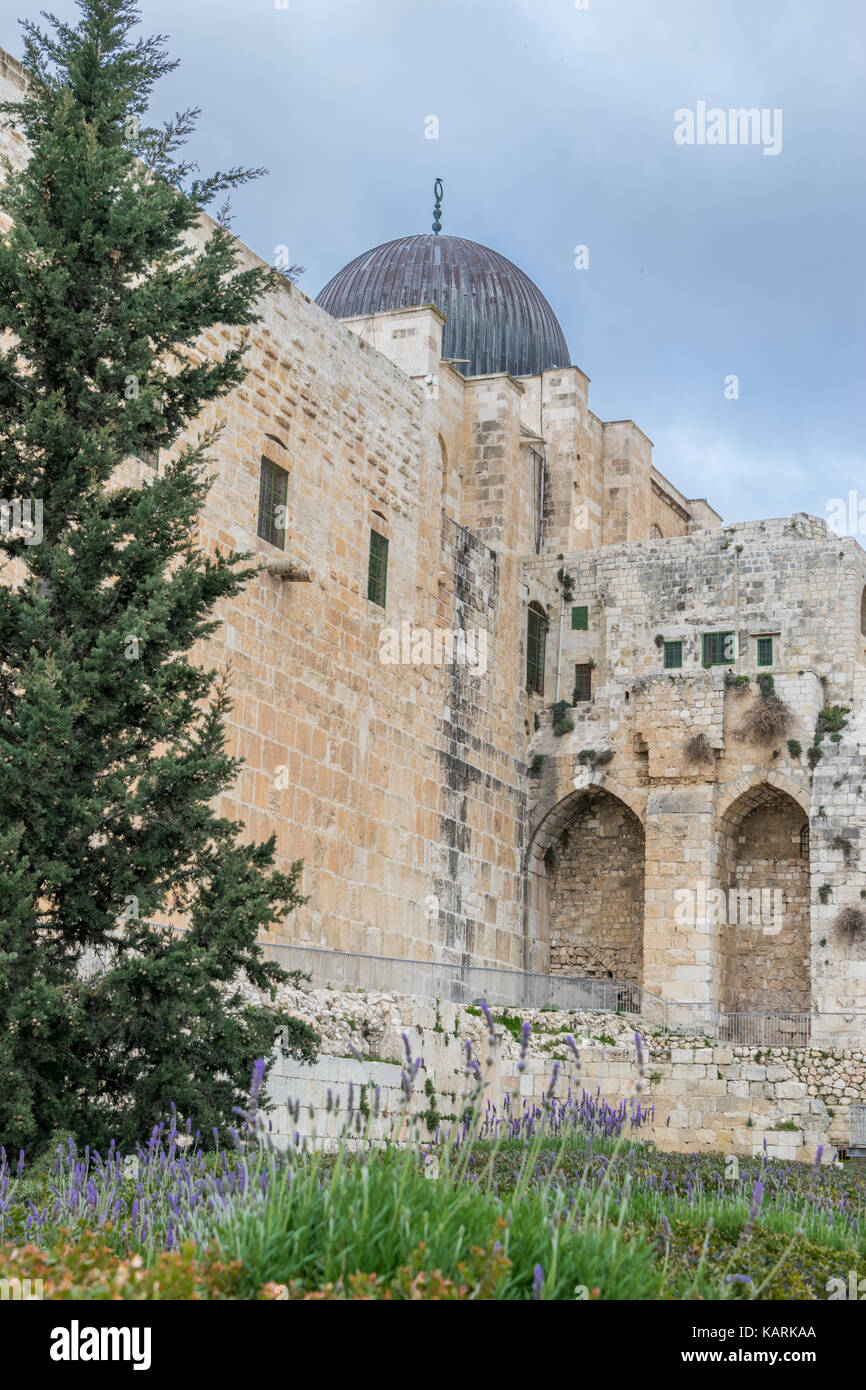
[
  {"xmin": 526, "ymin": 603, "xmax": 547, "ymax": 694},
  {"xmin": 571, "ymin": 605, "xmax": 589, "ymax": 631},
  {"xmin": 861, "ymin": 586, "xmax": 866, "ymax": 638},
  {"xmin": 649, "ymin": 524, "xmax": 662, "ymax": 539},
  {"xmin": 257, "ymin": 457, "xmax": 289, "ymax": 549},
  {"xmin": 756, "ymin": 636, "xmax": 774, "ymax": 667},
  {"xmin": 663, "ymin": 640, "xmax": 683, "ymax": 670},
  {"xmin": 573, "ymin": 663, "xmax": 592, "ymax": 702},
  {"xmin": 367, "ymin": 529, "xmax": 389, "ymax": 608},
  {"xmin": 702, "ymin": 631, "xmax": 735, "ymax": 666}
]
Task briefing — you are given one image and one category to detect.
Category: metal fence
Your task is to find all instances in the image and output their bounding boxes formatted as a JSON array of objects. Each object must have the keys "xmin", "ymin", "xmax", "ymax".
[
  {"xmin": 664, "ymin": 1003, "xmax": 866, "ymax": 1050},
  {"xmin": 261, "ymin": 941, "xmax": 657, "ymax": 1018},
  {"xmin": 77, "ymin": 926, "xmax": 866, "ymax": 1051},
  {"xmin": 850, "ymin": 1106, "xmax": 866, "ymax": 1152}
]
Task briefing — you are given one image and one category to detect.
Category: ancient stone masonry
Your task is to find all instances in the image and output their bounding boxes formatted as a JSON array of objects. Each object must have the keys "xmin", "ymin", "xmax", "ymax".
[
  {"xmin": 250, "ymin": 980, "xmax": 857, "ymax": 1161},
  {"xmin": 3, "ymin": 44, "xmax": 866, "ymax": 1039}
]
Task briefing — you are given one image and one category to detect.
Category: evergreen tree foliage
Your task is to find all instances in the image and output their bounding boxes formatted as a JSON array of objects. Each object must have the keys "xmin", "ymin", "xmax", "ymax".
[{"xmin": 0, "ymin": 0, "xmax": 314, "ymax": 1153}]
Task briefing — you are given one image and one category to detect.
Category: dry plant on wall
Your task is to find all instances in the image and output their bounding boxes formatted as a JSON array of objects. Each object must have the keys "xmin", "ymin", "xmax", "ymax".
[
  {"xmin": 834, "ymin": 906, "xmax": 866, "ymax": 945},
  {"xmin": 684, "ymin": 732, "xmax": 713, "ymax": 764},
  {"xmin": 738, "ymin": 674, "xmax": 791, "ymax": 746}
]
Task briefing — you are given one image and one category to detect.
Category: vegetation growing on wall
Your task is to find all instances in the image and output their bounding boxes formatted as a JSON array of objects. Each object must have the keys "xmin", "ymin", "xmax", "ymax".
[{"xmin": 738, "ymin": 675, "xmax": 791, "ymax": 746}]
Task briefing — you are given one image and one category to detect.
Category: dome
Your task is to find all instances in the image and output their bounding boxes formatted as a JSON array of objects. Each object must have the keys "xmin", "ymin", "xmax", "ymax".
[{"xmin": 315, "ymin": 233, "xmax": 571, "ymax": 379}]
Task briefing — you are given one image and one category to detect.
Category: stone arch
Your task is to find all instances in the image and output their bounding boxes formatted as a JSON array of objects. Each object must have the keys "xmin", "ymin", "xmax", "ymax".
[
  {"xmin": 528, "ymin": 773, "xmax": 647, "ymax": 864},
  {"xmin": 717, "ymin": 781, "xmax": 811, "ymax": 1015},
  {"xmin": 524, "ymin": 780, "xmax": 646, "ymax": 981},
  {"xmin": 715, "ymin": 771, "xmax": 810, "ymax": 828}
]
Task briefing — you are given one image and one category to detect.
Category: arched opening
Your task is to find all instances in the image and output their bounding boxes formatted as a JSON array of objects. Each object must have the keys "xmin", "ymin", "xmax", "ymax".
[
  {"xmin": 542, "ymin": 787, "xmax": 645, "ymax": 983},
  {"xmin": 718, "ymin": 785, "xmax": 810, "ymax": 1015},
  {"xmin": 649, "ymin": 523, "xmax": 663, "ymax": 539}
]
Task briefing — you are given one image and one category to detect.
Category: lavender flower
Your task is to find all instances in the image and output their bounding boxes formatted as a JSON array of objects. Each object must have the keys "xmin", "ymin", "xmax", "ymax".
[{"xmin": 738, "ymin": 1179, "xmax": 764, "ymax": 1248}]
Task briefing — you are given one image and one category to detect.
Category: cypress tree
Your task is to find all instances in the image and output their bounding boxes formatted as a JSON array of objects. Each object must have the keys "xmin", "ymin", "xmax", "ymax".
[{"xmin": 0, "ymin": 0, "xmax": 312, "ymax": 1153}]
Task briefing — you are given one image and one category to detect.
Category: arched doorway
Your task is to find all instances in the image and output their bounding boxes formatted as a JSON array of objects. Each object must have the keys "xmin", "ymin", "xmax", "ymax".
[
  {"xmin": 718, "ymin": 784, "xmax": 810, "ymax": 1014},
  {"xmin": 530, "ymin": 787, "xmax": 645, "ymax": 983}
]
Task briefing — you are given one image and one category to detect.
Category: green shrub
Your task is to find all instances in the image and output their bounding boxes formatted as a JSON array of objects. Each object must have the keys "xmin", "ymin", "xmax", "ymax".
[{"xmin": 551, "ymin": 701, "xmax": 574, "ymax": 737}]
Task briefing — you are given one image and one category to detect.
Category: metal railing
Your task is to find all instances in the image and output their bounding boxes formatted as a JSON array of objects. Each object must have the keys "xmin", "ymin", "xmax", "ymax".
[
  {"xmin": 663, "ymin": 1003, "xmax": 866, "ymax": 1050},
  {"xmin": 260, "ymin": 941, "xmax": 661, "ymax": 1018},
  {"xmin": 76, "ymin": 926, "xmax": 866, "ymax": 1051}
]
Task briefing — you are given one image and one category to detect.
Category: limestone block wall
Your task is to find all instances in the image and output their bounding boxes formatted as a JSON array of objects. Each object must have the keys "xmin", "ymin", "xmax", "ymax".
[
  {"xmin": 601, "ymin": 421, "xmax": 653, "ymax": 547},
  {"xmin": 268, "ymin": 993, "xmax": 866, "ymax": 1164},
  {"xmin": 0, "ymin": 46, "xmax": 539, "ymax": 970},
  {"xmin": 548, "ymin": 788, "xmax": 645, "ymax": 980},
  {"xmin": 523, "ymin": 519, "xmax": 866, "ymax": 1010},
  {"xmin": 721, "ymin": 798, "xmax": 810, "ymax": 1014}
]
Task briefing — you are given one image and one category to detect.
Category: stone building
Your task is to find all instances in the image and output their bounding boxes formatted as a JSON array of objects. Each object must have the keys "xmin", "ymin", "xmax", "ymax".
[{"xmin": 2, "ymin": 46, "xmax": 866, "ymax": 1030}]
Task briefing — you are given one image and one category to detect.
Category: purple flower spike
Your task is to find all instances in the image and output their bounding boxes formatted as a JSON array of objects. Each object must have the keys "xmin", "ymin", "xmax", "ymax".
[
  {"xmin": 532, "ymin": 1264, "xmax": 544, "ymax": 1300},
  {"xmin": 249, "ymin": 1057, "xmax": 266, "ymax": 1103}
]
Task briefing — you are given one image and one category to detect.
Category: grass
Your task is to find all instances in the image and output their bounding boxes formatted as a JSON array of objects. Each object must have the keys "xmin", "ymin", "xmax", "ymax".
[{"xmin": 3, "ymin": 1023, "xmax": 866, "ymax": 1300}]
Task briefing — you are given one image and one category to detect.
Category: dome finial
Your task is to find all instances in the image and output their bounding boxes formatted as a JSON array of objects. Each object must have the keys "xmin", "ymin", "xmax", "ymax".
[{"xmin": 432, "ymin": 178, "xmax": 443, "ymax": 234}]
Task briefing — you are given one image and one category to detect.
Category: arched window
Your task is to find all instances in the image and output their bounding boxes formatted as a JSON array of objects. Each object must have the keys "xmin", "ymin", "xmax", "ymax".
[
  {"xmin": 649, "ymin": 524, "xmax": 662, "ymax": 539},
  {"xmin": 526, "ymin": 603, "xmax": 548, "ymax": 695}
]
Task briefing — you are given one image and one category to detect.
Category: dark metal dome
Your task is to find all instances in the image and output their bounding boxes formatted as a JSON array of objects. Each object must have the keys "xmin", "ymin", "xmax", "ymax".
[{"xmin": 315, "ymin": 233, "xmax": 571, "ymax": 379}]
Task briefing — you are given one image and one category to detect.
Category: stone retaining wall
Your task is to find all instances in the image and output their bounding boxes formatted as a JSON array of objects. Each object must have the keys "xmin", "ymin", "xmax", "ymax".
[{"xmin": 262, "ymin": 986, "xmax": 866, "ymax": 1162}]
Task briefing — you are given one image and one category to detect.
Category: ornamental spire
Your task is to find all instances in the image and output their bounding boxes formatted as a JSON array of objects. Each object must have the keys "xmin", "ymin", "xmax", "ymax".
[{"xmin": 432, "ymin": 178, "xmax": 443, "ymax": 234}]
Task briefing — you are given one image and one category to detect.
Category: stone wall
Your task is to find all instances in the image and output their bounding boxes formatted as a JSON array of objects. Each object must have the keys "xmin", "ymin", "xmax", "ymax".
[
  {"xmin": 263, "ymin": 986, "xmax": 864, "ymax": 1163},
  {"xmin": 523, "ymin": 518, "xmax": 866, "ymax": 1016},
  {"xmin": 721, "ymin": 794, "xmax": 810, "ymax": 1013},
  {"xmin": 548, "ymin": 787, "xmax": 645, "ymax": 980}
]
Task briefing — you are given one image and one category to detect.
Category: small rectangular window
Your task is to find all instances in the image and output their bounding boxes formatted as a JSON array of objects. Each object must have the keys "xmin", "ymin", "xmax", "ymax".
[
  {"xmin": 367, "ymin": 529, "xmax": 389, "ymax": 608},
  {"xmin": 573, "ymin": 663, "xmax": 592, "ymax": 702},
  {"xmin": 702, "ymin": 631, "xmax": 735, "ymax": 666},
  {"xmin": 526, "ymin": 606, "xmax": 547, "ymax": 694},
  {"xmin": 663, "ymin": 640, "xmax": 683, "ymax": 670},
  {"xmin": 257, "ymin": 457, "xmax": 289, "ymax": 549},
  {"xmin": 757, "ymin": 636, "xmax": 774, "ymax": 667},
  {"xmin": 571, "ymin": 605, "xmax": 589, "ymax": 631}
]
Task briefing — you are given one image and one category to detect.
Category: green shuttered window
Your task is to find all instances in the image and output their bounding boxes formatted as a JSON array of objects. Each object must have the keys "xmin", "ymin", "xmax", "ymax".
[{"xmin": 367, "ymin": 529, "xmax": 389, "ymax": 608}]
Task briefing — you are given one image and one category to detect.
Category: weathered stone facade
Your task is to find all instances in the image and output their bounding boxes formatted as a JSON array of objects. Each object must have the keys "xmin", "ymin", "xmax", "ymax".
[
  {"xmin": 3, "ymin": 45, "xmax": 866, "ymax": 1038},
  {"xmin": 259, "ymin": 985, "xmax": 855, "ymax": 1162}
]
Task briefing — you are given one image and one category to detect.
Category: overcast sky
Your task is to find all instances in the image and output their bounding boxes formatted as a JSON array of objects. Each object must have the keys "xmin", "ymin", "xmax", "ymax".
[{"xmin": 7, "ymin": 0, "xmax": 865, "ymax": 528}]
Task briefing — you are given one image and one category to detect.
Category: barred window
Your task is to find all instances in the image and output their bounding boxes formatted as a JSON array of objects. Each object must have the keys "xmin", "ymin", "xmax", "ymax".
[
  {"xmin": 663, "ymin": 640, "xmax": 683, "ymax": 670},
  {"xmin": 702, "ymin": 631, "xmax": 735, "ymax": 666},
  {"xmin": 526, "ymin": 603, "xmax": 547, "ymax": 695},
  {"xmin": 757, "ymin": 636, "xmax": 774, "ymax": 667},
  {"xmin": 257, "ymin": 457, "xmax": 289, "ymax": 549},
  {"xmin": 573, "ymin": 663, "xmax": 592, "ymax": 702},
  {"xmin": 367, "ymin": 529, "xmax": 389, "ymax": 608}
]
